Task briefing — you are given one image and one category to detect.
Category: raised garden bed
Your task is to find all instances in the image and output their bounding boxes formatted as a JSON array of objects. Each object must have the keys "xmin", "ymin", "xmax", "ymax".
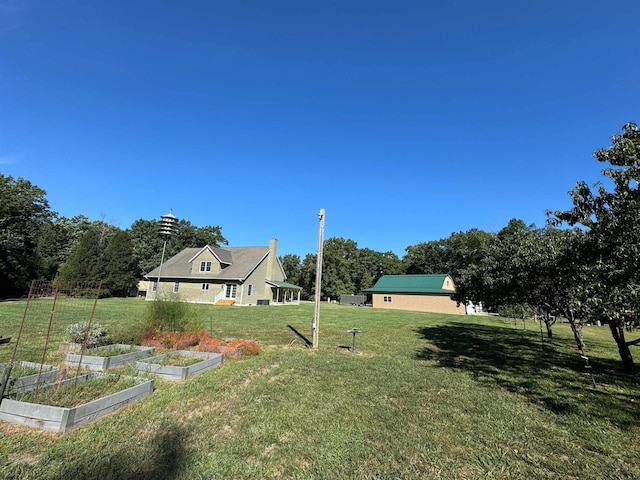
[
  {"xmin": 58, "ymin": 342, "xmax": 82, "ymax": 354},
  {"xmin": 135, "ymin": 350, "xmax": 223, "ymax": 381},
  {"xmin": 198, "ymin": 344, "xmax": 247, "ymax": 359},
  {"xmin": 1, "ymin": 361, "xmax": 64, "ymax": 396},
  {"xmin": 0, "ymin": 373, "xmax": 153, "ymax": 433},
  {"xmin": 64, "ymin": 344, "xmax": 155, "ymax": 371}
]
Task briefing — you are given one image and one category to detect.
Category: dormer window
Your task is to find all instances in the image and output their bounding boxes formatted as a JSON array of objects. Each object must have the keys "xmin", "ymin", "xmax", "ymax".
[{"xmin": 200, "ymin": 261, "xmax": 212, "ymax": 272}]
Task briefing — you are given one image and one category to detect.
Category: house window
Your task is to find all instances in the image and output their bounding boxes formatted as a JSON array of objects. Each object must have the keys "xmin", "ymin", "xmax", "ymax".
[
  {"xmin": 173, "ymin": 282, "xmax": 180, "ymax": 293},
  {"xmin": 200, "ymin": 261, "xmax": 212, "ymax": 272},
  {"xmin": 225, "ymin": 284, "xmax": 237, "ymax": 299},
  {"xmin": 247, "ymin": 284, "xmax": 253, "ymax": 296},
  {"xmin": 202, "ymin": 283, "xmax": 210, "ymax": 291},
  {"xmin": 383, "ymin": 296, "xmax": 392, "ymax": 302},
  {"xmin": 152, "ymin": 281, "xmax": 158, "ymax": 292}
]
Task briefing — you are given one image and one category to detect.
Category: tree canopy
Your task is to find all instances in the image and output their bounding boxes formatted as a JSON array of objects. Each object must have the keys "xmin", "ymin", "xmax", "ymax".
[
  {"xmin": 4, "ymin": 122, "xmax": 640, "ymax": 373},
  {"xmin": 550, "ymin": 122, "xmax": 640, "ymax": 372},
  {"xmin": 0, "ymin": 174, "xmax": 54, "ymax": 297},
  {"xmin": 129, "ymin": 218, "xmax": 227, "ymax": 277}
]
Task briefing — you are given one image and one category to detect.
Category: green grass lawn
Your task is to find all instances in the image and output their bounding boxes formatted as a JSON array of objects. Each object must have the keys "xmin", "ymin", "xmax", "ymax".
[{"xmin": 0, "ymin": 299, "xmax": 639, "ymax": 479}]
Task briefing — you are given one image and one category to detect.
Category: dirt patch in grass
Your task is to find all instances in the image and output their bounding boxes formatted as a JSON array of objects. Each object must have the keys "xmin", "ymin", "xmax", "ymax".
[
  {"xmin": 0, "ymin": 421, "xmax": 58, "ymax": 438},
  {"xmin": 240, "ymin": 363, "xmax": 281, "ymax": 388},
  {"xmin": 8, "ymin": 451, "xmax": 42, "ymax": 466}
]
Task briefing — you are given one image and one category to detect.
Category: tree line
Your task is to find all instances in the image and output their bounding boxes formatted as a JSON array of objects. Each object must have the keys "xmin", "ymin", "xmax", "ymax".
[
  {"xmin": 283, "ymin": 123, "xmax": 640, "ymax": 373},
  {"xmin": 0, "ymin": 181, "xmax": 227, "ymax": 298},
  {"xmin": 1, "ymin": 122, "xmax": 639, "ymax": 371}
]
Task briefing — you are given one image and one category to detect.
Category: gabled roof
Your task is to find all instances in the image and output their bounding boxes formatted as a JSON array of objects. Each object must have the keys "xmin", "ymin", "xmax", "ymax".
[
  {"xmin": 188, "ymin": 245, "xmax": 232, "ymax": 265},
  {"xmin": 363, "ymin": 274, "xmax": 455, "ymax": 294},
  {"xmin": 144, "ymin": 245, "xmax": 270, "ymax": 281},
  {"xmin": 267, "ymin": 280, "xmax": 302, "ymax": 290}
]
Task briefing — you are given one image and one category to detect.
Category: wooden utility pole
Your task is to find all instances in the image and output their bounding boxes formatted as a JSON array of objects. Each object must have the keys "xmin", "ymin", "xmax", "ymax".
[{"xmin": 312, "ymin": 208, "xmax": 325, "ymax": 349}]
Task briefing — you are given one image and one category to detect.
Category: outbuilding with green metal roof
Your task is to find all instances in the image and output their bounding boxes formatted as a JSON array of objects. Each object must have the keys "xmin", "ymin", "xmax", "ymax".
[{"xmin": 363, "ymin": 274, "xmax": 464, "ymax": 314}]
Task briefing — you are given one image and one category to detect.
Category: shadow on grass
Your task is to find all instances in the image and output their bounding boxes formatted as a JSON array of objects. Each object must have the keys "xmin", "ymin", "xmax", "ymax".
[
  {"xmin": 48, "ymin": 419, "xmax": 190, "ymax": 480},
  {"xmin": 415, "ymin": 322, "xmax": 638, "ymax": 430}
]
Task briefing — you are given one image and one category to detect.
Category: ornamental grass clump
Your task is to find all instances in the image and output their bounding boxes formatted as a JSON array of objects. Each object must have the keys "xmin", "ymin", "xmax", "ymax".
[
  {"xmin": 198, "ymin": 335, "xmax": 260, "ymax": 356},
  {"xmin": 140, "ymin": 329, "xmax": 260, "ymax": 357},
  {"xmin": 141, "ymin": 329, "xmax": 205, "ymax": 352}
]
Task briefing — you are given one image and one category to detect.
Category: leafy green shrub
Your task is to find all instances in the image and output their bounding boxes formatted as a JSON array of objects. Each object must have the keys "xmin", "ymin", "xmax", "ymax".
[
  {"xmin": 108, "ymin": 320, "xmax": 145, "ymax": 345},
  {"xmin": 144, "ymin": 293, "xmax": 198, "ymax": 332},
  {"xmin": 498, "ymin": 304, "xmax": 535, "ymax": 320},
  {"xmin": 65, "ymin": 321, "xmax": 108, "ymax": 348}
]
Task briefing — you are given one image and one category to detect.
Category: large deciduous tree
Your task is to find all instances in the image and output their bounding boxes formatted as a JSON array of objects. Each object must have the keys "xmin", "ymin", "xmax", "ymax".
[
  {"xmin": 551, "ymin": 122, "xmax": 640, "ymax": 373},
  {"xmin": 459, "ymin": 219, "xmax": 535, "ymax": 314},
  {"xmin": 280, "ymin": 254, "xmax": 302, "ymax": 287},
  {"xmin": 402, "ymin": 228, "xmax": 492, "ymax": 308},
  {"xmin": 287, "ymin": 240, "xmax": 401, "ymax": 300},
  {"xmin": 129, "ymin": 218, "xmax": 227, "ymax": 276},
  {"xmin": 321, "ymin": 237, "xmax": 358, "ymax": 299},
  {"xmin": 0, "ymin": 175, "xmax": 54, "ymax": 297},
  {"xmin": 402, "ymin": 239, "xmax": 449, "ymax": 275},
  {"xmin": 298, "ymin": 253, "xmax": 318, "ymax": 300},
  {"xmin": 174, "ymin": 220, "xmax": 227, "ymax": 251},
  {"xmin": 442, "ymin": 228, "xmax": 492, "ymax": 306},
  {"xmin": 355, "ymin": 248, "xmax": 402, "ymax": 292},
  {"xmin": 36, "ymin": 215, "xmax": 92, "ymax": 279}
]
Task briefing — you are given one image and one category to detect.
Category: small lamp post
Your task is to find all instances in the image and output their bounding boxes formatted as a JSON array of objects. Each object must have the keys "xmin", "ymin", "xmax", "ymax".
[{"xmin": 155, "ymin": 211, "xmax": 178, "ymax": 299}]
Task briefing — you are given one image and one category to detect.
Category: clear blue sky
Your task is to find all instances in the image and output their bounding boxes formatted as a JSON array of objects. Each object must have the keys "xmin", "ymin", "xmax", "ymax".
[{"xmin": 1, "ymin": 1, "xmax": 638, "ymax": 258}]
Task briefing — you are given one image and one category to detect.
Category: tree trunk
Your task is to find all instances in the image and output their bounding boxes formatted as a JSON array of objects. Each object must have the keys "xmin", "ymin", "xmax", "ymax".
[
  {"xmin": 609, "ymin": 319, "xmax": 634, "ymax": 374},
  {"xmin": 542, "ymin": 311, "xmax": 553, "ymax": 339},
  {"xmin": 566, "ymin": 310, "xmax": 586, "ymax": 352}
]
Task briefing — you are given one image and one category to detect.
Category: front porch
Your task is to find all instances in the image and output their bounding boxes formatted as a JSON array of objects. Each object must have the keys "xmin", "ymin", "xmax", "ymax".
[{"xmin": 267, "ymin": 280, "xmax": 302, "ymax": 305}]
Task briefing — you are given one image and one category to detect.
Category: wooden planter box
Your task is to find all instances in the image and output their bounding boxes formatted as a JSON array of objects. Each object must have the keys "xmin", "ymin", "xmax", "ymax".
[
  {"xmin": 64, "ymin": 344, "xmax": 155, "ymax": 371},
  {"xmin": 1, "ymin": 361, "xmax": 64, "ymax": 396},
  {"xmin": 135, "ymin": 350, "xmax": 223, "ymax": 381},
  {"xmin": 0, "ymin": 373, "xmax": 153, "ymax": 434},
  {"xmin": 199, "ymin": 344, "xmax": 246, "ymax": 359}
]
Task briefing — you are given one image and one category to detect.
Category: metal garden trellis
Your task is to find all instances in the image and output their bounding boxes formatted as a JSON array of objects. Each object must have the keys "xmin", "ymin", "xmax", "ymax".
[{"xmin": 0, "ymin": 279, "xmax": 102, "ymax": 403}]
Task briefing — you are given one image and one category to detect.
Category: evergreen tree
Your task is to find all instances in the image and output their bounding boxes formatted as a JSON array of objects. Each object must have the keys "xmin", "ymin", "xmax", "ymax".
[
  {"xmin": 58, "ymin": 229, "xmax": 103, "ymax": 285},
  {"xmin": 103, "ymin": 230, "xmax": 139, "ymax": 296},
  {"xmin": 36, "ymin": 215, "xmax": 92, "ymax": 279}
]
